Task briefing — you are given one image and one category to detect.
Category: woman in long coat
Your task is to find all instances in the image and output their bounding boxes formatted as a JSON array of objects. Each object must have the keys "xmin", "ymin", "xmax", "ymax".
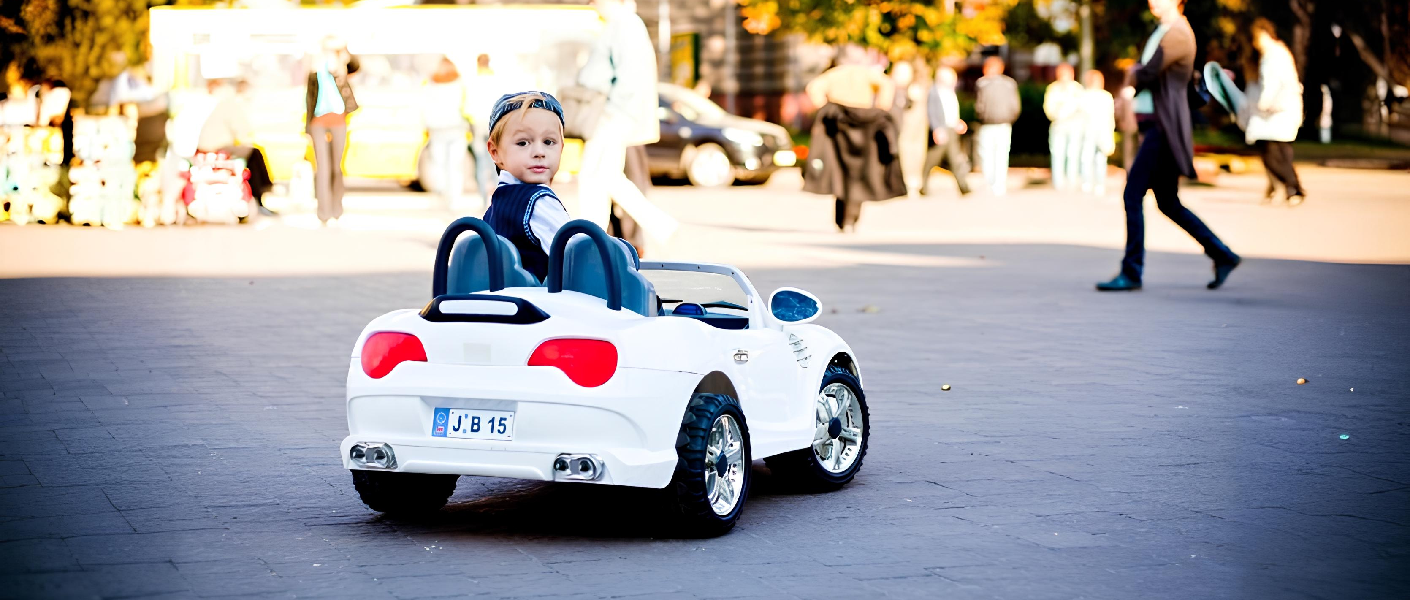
[{"xmin": 1244, "ymin": 18, "xmax": 1305, "ymax": 205}]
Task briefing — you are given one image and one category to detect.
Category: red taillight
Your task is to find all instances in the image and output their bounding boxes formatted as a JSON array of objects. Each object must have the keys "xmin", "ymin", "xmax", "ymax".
[
  {"xmin": 527, "ymin": 339, "xmax": 618, "ymax": 387},
  {"xmin": 361, "ymin": 332, "xmax": 427, "ymax": 379}
]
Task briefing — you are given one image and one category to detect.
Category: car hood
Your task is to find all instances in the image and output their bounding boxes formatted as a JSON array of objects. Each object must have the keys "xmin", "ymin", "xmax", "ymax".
[{"xmin": 698, "ymin": 114, "xmax": 792, "ymax": 146}]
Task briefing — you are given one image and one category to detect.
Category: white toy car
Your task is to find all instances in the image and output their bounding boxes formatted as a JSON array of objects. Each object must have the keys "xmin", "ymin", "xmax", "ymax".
[{"xmin": 342, "ymin": 218, "xmax": 869, "ymax": 536}]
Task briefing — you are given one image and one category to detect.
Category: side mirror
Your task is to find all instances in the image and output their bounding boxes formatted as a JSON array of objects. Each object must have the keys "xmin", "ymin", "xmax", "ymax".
[{"xmin": 769, "ymin": 288, "xmax": 821, "ymax": 324}]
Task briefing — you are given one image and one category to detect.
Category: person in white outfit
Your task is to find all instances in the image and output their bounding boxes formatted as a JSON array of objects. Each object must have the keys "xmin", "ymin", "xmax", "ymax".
[
  {"xmin": 1204, "ymin": 18, "xmax": 1306, "ymax": 205},
  {"xmin": 465, "ymin": 54, "xmax": 507, "ymax": 206},
  {"xmin": 1245, "ymin": 18, "xmax": 1305, "ymax": 204},
  {"xmin": 1043, "ymin": 63, "xmax": 1085, "ymax": 191},
  {"xmin": 576, "ymin": 0, "xmax": 677, "ymax": 249},
  {"xmin": 420, "ymin": 57, "xmax": 471, "ymax": 210},
  {"xmin": 890, "ymin": 61, "xmax": 928, "ymax": 197},
  {"xmin": 1078, "ymin": 70, "xmax": 1116, "ymax": 195}
]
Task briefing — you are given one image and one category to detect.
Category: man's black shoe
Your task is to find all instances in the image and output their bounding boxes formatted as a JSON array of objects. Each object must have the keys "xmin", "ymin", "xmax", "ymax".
[
  {"xmin": 1096, "ymin": 274, "xmax": 1141, "ymax": 291},
  {"xmin": 1208, "ymin": 256, "xmax": 1241, "ymax": 290},
  {"xmin": 258, "ymin": 205, "xmax": 277, "ymax": 217}
]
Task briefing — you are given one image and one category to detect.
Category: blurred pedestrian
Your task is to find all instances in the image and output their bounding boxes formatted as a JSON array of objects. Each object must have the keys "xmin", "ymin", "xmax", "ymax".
[
  {"xmin": 1078, "ymin": 70, "xmax": 1116, "ymax": 195},
  {"xmin": 420, "ymin": 57, "xmax": 471, "ymax": 210},
  {"xmin": 197, "ymin": 79, "xmax": 275, "ymax": 215},
  {"xmin": 577, "ymin": 0, "xmax": 677, "ymax": 248},
  {"xmin": 1245, "ymin": 18, "xmax": 1305, "ymax": 205},
  {"xmin": 919, "ymin": 66, "xmax": 972, "ymax": 197},
  {"xmin": 1114, "ymin": 84, "xmax": 1140, "ymax": 172},
  {"xmin": 37, "ymin": 80, "xmax": 69, "ymax": 129},
  {"xmin": 890, "ymin": 61, "xmax": 928, "ymax": 197},
  {"xmin": 466, "ymin": 54, "xmax": 505, "ymax": 206},
  {"xmin": 305, "ymin": 36, "xmax": 359, "ymax": 227},
  {"xmin": 1097, "ymin": 0, "xmax": 1240, "ymax": 292},
  {"xmin": 974, "ymin": 56, "xmax": 1019, "ymax": 196},
  {"xmin": 108, "ymin": 66, "xmax": 169, "ymax": 163},
  {"xmin": 38, "ymin": 79, "xmax": 73, "ymax": 172},
  {"xmin": 1043, "ymin": 63, "xmax": 1085, "ymax": 191},
  {"xmin": 803, "ymin": 44, "xmax": 904, "ymax": 231}
]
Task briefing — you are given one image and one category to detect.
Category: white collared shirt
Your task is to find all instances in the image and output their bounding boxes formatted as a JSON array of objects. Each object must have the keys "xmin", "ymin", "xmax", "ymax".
[{"xmin": 497, "ymin": 170, "xmax": 570, "ymax": 256}]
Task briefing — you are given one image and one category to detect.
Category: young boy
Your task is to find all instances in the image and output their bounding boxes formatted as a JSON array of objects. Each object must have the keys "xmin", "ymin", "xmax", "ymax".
[{"xmin": 481, "ymin": 91, "xmax": 570, "ymax": 281}]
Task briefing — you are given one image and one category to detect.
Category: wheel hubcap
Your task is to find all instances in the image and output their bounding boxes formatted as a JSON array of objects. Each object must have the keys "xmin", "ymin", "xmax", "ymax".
[
  {"xmin": 703, "ymin": 413, "xmax": 745, "ymax": 516},
  {"xmin": 814, "ymin": 383, "xmax": 863, "ymax": 473},
  {"xmin": 691, "ymin": 148, "xmax": 733, "ymax": 187}
]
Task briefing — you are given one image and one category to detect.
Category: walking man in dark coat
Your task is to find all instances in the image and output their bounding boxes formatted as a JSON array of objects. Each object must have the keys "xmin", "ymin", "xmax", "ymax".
[{"xmin": 1097, "ymin": 0, "xmax": 1241, "ymax": 291}]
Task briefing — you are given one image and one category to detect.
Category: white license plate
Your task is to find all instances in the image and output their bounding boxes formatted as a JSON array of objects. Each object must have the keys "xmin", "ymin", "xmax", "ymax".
[{"xmin": 431, "ymin": 408, "xmax": 514, "ymax": 441}]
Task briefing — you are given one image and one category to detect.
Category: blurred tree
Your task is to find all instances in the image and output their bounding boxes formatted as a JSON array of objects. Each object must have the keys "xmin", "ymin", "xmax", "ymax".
[
  {"xmin": 1004, "ymin": 0, "xmax": 1075, "ymax": 52},
  {"xmin": 24, "ymin": 0, "xmax": 158, "ymax": 105},
  {"xmin": 737, "ymin": 0, "xmax": 1014, "ymax": 59},
  {"xmin": 2, "ymin": 0, "xmax": 206, "ymax": 104}
]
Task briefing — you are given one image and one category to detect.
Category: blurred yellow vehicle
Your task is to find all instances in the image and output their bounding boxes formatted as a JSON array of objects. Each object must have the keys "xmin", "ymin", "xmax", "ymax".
[{"xmin": 148, "ymin": 4, "xmax": 598, "ymax": 185}]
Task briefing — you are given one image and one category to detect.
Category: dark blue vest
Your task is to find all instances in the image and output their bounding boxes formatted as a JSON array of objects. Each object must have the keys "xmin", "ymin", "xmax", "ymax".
[{"xmin": 483, "ymin": 183, "xmax": 562, "ymax": 282}]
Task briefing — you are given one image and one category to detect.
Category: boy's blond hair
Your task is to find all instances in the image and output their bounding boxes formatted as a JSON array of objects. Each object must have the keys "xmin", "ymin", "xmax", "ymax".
[{"xmin": 488, "ymin": 92, "xmax": 562, "ymax": 146}]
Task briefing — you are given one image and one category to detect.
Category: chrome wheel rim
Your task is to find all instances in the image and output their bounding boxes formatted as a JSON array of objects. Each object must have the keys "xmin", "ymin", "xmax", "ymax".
[
  {"xmin": 704, "ymin": 413, "xmax": 745, "ymax": 516},
  {"xmin": 690, "ymin": 147, "xmax": 733, "ymax": 187},
  {"xmin": 813, "ymin": 383, "xmax": 863, "ymax": 473}
]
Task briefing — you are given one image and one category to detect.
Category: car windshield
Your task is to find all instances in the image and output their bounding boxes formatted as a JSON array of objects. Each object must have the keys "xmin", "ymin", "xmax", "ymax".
[
  {"xmin": 642, "ymin": 270, "xmax": 749, "ymax": 314},
  {"xmin": 661, "ymin": 85, "xmax": 728, "ymax": 122}
]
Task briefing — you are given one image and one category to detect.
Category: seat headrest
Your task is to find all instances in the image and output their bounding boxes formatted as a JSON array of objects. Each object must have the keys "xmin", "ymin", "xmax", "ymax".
[
  {"xmin": 560, "ymin": 236, "xmax": 656, "ymax": 316},
  {"xmin": 447, "ymin": 233, "xmax": 540, "ymax": 294}
]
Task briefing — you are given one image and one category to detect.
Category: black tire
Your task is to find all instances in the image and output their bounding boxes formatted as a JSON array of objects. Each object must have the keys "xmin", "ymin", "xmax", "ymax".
[
  {"xmin": 665, "ymin": 393, "xmax": 751, "ymax": 537},
  {"xmin": 765, "ymin": 365, "xmax": 870, "ymax": 491},
  {"xmin": 351, "ymin": 470, "xmax": 458, "ymax": 516}
]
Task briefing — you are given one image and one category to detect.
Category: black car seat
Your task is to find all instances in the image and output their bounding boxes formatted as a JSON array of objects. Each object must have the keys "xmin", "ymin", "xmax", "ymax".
[
  {"xmin": 432, "ymin": 217, "xmax": 540, "ymax": 297},
  {"xmin": 546, "ymin": 220, "xmax": 657, "ymax": 317}
]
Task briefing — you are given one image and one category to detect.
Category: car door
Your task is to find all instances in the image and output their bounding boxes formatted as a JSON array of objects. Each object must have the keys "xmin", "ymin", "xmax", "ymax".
[
  {"xmin": 648, "ymin": 101, "xmax": 688, "ymax": 174},
  {"xmin": 727, "ymin": 322, "xmax": 808, "ymax": 456}
]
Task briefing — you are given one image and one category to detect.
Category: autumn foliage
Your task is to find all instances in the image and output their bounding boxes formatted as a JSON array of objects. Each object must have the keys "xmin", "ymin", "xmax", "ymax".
[{"xmin": 738, "ymin": 0, "xmax": 1014, "ymax": 59}]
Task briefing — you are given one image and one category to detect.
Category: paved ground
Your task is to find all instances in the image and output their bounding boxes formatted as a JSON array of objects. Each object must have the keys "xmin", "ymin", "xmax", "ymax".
[
  {"xmin": 2, "ymin": 167, "xmax": 1409, "ymax": 599},
  {"xmin": 3, "ymin": 166, "xmax": 1410, "ymax": 281}
]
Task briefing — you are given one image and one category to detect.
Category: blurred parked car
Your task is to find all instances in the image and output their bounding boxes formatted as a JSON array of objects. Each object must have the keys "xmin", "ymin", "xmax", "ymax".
[{"xmin": 649, "ymin": 83, "xmax": 795, "ymax": 187}]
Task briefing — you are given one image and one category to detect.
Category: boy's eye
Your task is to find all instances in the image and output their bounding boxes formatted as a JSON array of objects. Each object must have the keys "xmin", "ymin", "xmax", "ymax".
[
  {"xmin": 516, "ymin": 140, "xmax": 529, "ymax": 147},
  {"xmin": 544, "ymin": 139, "xmax": 556, "ymax": 146}
]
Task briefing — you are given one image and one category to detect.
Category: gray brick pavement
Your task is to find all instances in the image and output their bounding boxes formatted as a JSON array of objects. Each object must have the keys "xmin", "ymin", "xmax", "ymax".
[{"xmin": 1, "ymin": 245, "xmax": 1407, "ymax": 599}]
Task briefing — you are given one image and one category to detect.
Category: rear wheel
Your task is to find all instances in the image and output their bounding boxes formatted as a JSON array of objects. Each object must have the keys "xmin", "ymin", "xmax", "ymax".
[
  {"xmin": 765, "ymin": 366, "xmax": 869, "ymax": 491},
  {"xmin": 665, "ymin": 393, "xmax": 751, "ymax": 537},
  {"xmin": 351, "ymin": 470, "xmax": 458, "ymax": 516}
]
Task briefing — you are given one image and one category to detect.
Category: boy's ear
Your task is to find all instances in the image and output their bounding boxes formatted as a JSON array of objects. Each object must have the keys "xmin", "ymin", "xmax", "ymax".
[{"xmin": 486, "ymin": 140, "xmax": 501, "ymax": 168}]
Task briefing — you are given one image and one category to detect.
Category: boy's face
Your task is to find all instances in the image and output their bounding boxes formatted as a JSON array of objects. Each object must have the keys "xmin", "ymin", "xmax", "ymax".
[{"xmin": 488, "ymin": 108, "xmax": 563, "ymax": 185}]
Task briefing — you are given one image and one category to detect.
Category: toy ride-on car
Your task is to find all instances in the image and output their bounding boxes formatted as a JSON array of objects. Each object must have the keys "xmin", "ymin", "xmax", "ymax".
[{"xmin": 342, "ymin": 217, "xmax": 870, "ymax": 536}]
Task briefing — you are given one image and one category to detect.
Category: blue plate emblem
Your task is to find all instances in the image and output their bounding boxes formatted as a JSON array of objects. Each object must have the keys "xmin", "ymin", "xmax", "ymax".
[{"xmin": 432, "ymin": 408, "xmax": 450, "ymax": 437}]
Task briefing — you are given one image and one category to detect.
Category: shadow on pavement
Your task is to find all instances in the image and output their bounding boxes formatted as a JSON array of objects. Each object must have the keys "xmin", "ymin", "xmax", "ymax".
[{"xmin": 387, "ymin": 462, "xmax": 821, "ymax": 539}]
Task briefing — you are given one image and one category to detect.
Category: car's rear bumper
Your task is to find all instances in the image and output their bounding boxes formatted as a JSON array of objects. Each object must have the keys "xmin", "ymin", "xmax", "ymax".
[{"xmin": 342, "ymin": 360, "xmax": 700, "ymax": 489}]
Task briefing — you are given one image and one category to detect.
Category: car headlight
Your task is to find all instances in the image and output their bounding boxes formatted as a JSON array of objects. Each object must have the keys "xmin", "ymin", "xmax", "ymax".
[{"xmin": 723, "ymin": 128, "xmax": 764, "ymax": 147}]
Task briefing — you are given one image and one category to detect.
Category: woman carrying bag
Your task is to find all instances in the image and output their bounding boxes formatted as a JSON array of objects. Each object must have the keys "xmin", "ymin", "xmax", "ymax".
[
  {"xmin": 305, "ymin": 36, "xmax": 359, "ymax": 227},
  {"xmin": 1205, "ymin": 19, "xmax": 1305, "ymax": 205}
]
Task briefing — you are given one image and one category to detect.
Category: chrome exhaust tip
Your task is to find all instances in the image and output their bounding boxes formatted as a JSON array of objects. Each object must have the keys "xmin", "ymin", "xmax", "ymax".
[
  {"xmin": 350, "ymin": 442, "xmax": 397, "ymax": 470},
  {"xmin": 552, "ymin": 454, "xmax": 604, "ymax": 481}
]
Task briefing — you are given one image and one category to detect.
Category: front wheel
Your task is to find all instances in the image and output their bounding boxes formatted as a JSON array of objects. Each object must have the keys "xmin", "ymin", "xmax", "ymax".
[
  {"xmin": 765, "ymin": 365, "xmax": 870, "ymax": 491},
  {"xmin": 685, "ymin": 143, "xmax": 736, "ymax": 188},
  {"xmin": 351, "ymin": 470, "xmax": 458, "ymax": 516},
  {"xmin": 665, "ymin": 393, "xmax": 751, "ymax": 537}
]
